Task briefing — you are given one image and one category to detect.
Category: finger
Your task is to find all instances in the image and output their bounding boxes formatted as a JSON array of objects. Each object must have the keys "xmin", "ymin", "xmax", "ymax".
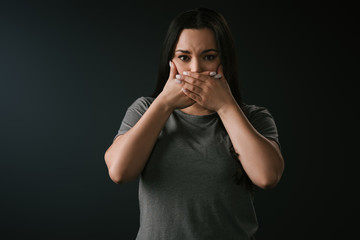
[
  {"xmin": 182, "ymin": 71, "xmax": 208, "ymax": 82},
  {"xmin": 182, "ymin": 87, "xmax": 201, "ymax": 102},
  {"xmin": 181, "ymin": 81, "xmax": 203, "ymax": 94},
  {"xmin": 169, "ymin": 60, "xmax": 178, "ymax": 79},
  {"xmin": 189, "ymin": 71, "xmax": 214, "ymax": 78},
  {"xmin": 174, "ymin": 76, "xmax": 203, "ymax": 93},
  {"xmin": 181, "ymin": 75, "xmax": 205, "ymax": 88}
]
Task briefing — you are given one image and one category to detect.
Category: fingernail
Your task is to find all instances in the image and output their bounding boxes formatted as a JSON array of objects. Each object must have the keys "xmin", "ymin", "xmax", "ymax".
[
  {"xmin": 175, "ymin": 79, "xmax": 182, "ymax": 84},
  {"xmin": 169, "ymin": 61, "xmax": 172, "ymax": 67},
  {"xmin": 209, "ymin": 72, "xmax": 216, "ymax": 76},
  {"xmin": 183, "ymin": 71, "xmax": 189, "ymax": 75},
  {"xmin": 181, "ymin": 88, "xmax": 188, "ymax": 93},
  {"xmin": 176, "ymin": 74, "xmax": 182, "ymax": 79},
  {"xmin": 214, "ymin": 74, "xmax": 222, "ymax": 79}
]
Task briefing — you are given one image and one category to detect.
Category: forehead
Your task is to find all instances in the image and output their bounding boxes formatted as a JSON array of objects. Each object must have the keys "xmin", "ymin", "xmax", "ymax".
[{"xmin": 175, "ymin": 28, "xmax": 217, "ymax": 51}]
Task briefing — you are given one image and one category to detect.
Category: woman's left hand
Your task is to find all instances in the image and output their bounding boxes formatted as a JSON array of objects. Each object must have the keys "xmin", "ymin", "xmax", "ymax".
[{"xmin": 177, "ymin": 65, "xmax": 236, "ymax": 112}]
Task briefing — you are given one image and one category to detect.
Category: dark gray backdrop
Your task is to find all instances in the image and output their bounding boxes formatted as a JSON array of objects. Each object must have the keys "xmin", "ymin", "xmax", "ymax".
[{"xmin": 1, "ymin": 1, "xmax": 356, "ymax": 239}]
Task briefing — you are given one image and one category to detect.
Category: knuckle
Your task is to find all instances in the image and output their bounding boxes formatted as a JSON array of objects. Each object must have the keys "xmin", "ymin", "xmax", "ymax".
[
  {"xmin": 202, "ymin": 85, "xmax": 209, "ymax": 93},
  {"xmin": 188, "ymin": 78, "xmax": 196, "ymax": 84},
  {"xmin": 201, "ymin": 97, "xmax": 206, "ymax": 104}
]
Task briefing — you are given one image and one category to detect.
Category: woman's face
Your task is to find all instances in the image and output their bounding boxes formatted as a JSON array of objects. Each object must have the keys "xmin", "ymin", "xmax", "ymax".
[{"xmin": 172, "ymin": 28, "xmax": 221, "ymax": 74}]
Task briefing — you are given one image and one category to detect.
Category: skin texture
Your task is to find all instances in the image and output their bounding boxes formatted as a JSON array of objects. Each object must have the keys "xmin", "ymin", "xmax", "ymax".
[
  {"xmin": 104, "ymin": 28, "xmax": 284, "ymax": 189},
  {"xmin": 172, "ymin": 28, "xmax": 222, "ymax": 115}
]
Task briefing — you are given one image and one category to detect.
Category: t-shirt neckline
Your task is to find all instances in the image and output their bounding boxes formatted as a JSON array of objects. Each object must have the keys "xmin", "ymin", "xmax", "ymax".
[{"xmin": 174, "ymin": 109, "xmax": 218, "ymax": 121}]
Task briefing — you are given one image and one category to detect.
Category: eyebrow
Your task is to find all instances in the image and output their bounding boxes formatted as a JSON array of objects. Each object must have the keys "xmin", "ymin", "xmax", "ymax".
[{"xmin": 175, "ymin": 49, "xmax": 218, "ymax": 54}]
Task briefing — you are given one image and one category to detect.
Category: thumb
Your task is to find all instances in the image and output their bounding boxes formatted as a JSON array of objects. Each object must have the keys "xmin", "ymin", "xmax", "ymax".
[{"xmin": 169, "ymin": 60, "xmax": 178, "ymax": 79}]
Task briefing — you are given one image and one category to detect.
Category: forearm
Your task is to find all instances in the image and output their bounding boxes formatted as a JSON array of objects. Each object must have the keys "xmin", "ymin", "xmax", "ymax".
[
  {"xmin": 217, "ymin": 100, "xmax": 284, "ymax": 189},
  {"xmin": 105, "ymin": 96, "xmax": 173, "ymax": 183}
]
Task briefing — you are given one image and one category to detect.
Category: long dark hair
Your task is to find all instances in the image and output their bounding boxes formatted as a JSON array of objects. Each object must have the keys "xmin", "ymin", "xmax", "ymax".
[
  {"xmin": 152, "ymin": 8, "xmax": 243, "ymax": 105},
  {"xmin": 152, "ymin": 8, "xmax": 253, "ymax": 191}
]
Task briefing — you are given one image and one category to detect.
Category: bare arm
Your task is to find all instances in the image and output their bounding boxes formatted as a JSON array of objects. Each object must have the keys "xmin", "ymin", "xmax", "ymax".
[
  {"xmin": 217, "ymin": 102, "xmax": 284, "ymax": 189},
  {"xmin": 179, "ymin": 65, "xmax": 284, "ymax": 189},
  {"xmin": 104, "ymin": 97, "xmax": 173, "ymax": 184},
  {"xmin": 104, "ymin": 61, "xmax": 194, "ymax": 184}
]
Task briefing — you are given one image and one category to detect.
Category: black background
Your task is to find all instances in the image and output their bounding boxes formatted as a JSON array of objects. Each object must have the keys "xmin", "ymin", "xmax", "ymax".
[{"xmin": 0, "ymin": 0, "xmax": 357, "ymax": 239}]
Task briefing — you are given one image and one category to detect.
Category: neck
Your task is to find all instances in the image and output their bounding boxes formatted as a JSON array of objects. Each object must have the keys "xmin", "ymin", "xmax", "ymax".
[{"xmin": 179, "ymin": 103, "xmax": 215, "ymax": 116}]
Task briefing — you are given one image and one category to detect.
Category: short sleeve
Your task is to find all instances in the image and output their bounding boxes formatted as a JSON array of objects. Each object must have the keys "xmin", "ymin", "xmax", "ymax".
[
  {"xmin": 113, "ymin": 97, "xmax": 154, "ymax": 142},
  {"xmin": 243, "ymin": 104, "xmax": 281, "ymax": 151}
]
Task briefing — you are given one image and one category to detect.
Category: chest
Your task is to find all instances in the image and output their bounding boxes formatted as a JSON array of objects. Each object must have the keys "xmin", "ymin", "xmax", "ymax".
[{"xmin": 141, "ymin": 115, "xmax": 238, "ymax": 193}]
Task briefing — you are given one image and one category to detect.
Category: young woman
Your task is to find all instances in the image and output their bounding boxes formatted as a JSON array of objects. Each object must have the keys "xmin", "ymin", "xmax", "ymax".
[{"xmin": 105, "ymin": 8, "xmax": 284, "ymax": 240}]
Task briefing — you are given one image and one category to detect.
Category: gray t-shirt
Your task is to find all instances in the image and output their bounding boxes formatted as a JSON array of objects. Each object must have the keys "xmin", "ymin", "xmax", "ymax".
[{"xmin": 114, "ymin": 97, "xmax": 281, "ymax": 240}]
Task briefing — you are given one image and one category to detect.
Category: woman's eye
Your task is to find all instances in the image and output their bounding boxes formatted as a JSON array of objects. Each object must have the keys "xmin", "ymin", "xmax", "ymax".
[
  {"xmin": 204, "ymin": 55, "xmax": 217, "ymax": 61},
  {"xmin": 178, "ymin": 55, "xmax": 190, "ymax": 61}
]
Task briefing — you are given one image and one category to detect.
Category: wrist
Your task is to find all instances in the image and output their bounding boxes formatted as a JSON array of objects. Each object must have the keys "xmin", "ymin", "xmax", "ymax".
[
  {"xmin": 155, "ymin": 93, "xmax": 175, "ymax": 114},
  {"xmin": 217, "ymin": 98, "xmax": 238, "ymax": 116}
]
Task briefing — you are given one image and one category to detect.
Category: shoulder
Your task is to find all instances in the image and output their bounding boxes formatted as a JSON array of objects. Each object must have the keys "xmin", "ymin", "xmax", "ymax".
[
  {"xmin": 128, "ymin": 96, "xmax": 155, "ymax": 111},
  {"xmin": 240, "ymin": 102, "xmax": 273, "ymax": 120},
  {"xmin": 240, "ymin": 102, "xmax": 280, "ymax": 148}
]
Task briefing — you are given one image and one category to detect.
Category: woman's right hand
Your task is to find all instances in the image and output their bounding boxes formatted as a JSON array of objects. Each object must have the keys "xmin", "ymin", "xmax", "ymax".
[{"xmin": 158, "ymin": 61, "xmax": 195, "ymax": 110}]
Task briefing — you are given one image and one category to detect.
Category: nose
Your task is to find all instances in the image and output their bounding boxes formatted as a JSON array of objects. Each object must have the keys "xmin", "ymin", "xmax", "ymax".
[{"xmin": 189, "ymin": 58, "xmax": 202, "ymax": 73}]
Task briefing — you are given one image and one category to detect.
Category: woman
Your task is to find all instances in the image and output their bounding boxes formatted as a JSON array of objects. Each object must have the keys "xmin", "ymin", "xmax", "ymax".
[{"xmin": 104, "ymin": 7, "xmax": 284, "ymax": 240}]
